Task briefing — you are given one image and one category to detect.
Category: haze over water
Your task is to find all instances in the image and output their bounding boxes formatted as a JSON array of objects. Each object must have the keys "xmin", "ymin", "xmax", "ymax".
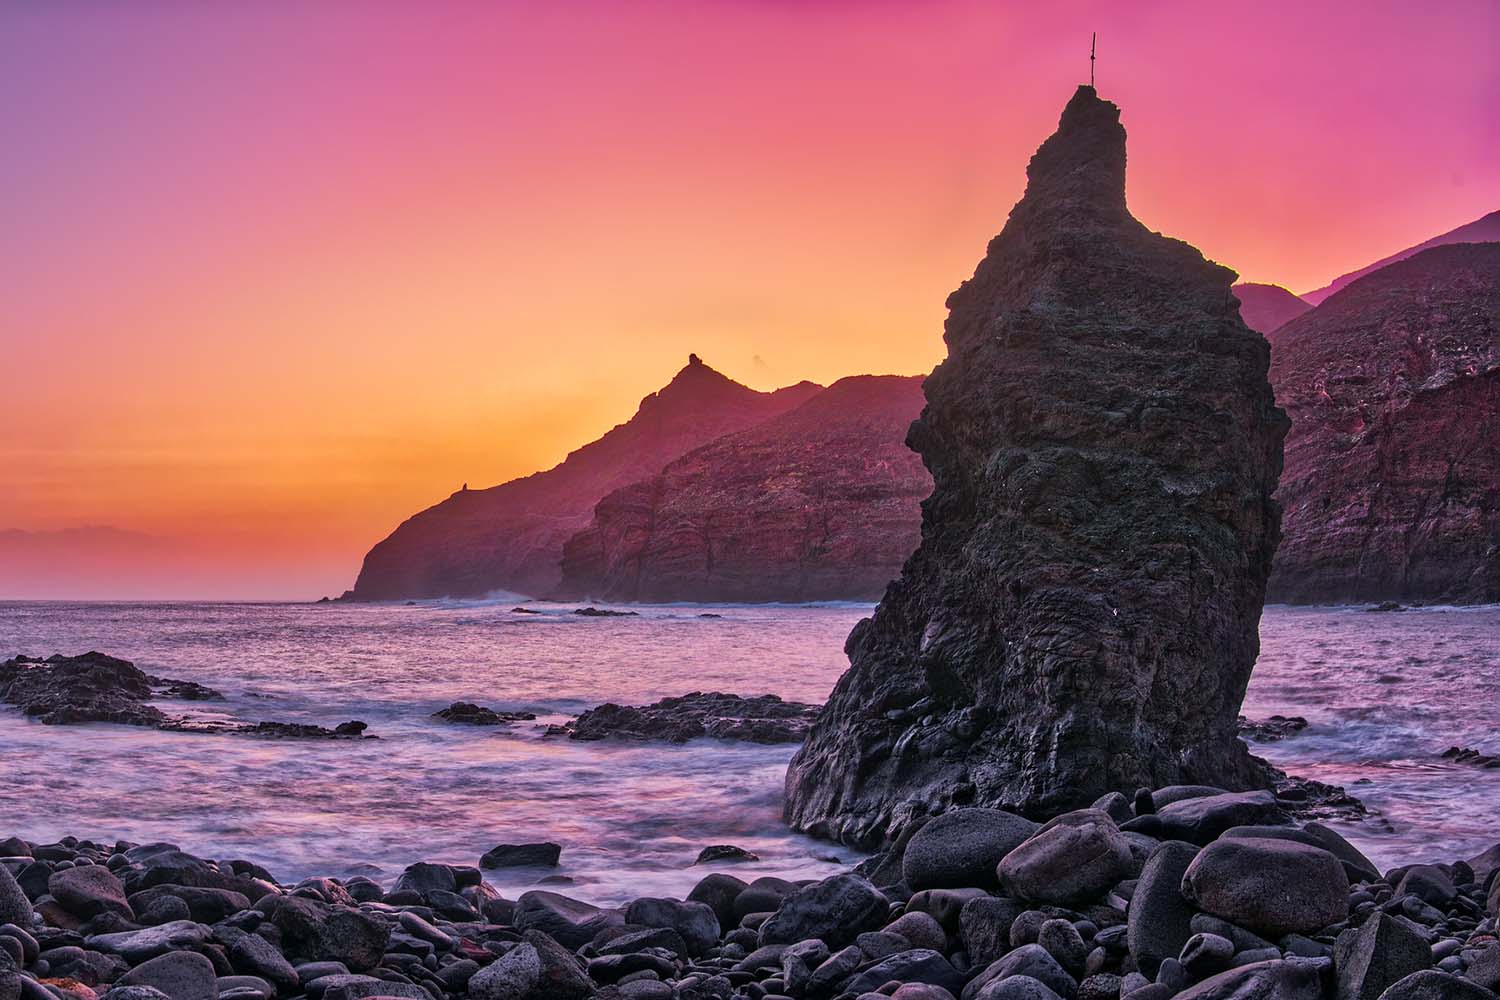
[{"xmin": 1, "ymin": 601, "xmax": 1496, "ymax": 903}]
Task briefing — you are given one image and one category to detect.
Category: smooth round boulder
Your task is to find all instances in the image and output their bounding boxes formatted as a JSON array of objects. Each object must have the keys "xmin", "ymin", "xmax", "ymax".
[
  {"xmin": 1375, "ymin": 970, "xmax": 1497, "ymax": 1000},
  {"xmin": 1171, "ymin": 958, "xmax": 1325, "ymax": 999},
  {"xmin": 117, "ymin": 951, "xmax": 218, "ymax": 1000},
  {"xmin": 903, "ymin": 809, "xmax": 1040, "ymax": 891},
  {"xmin": 962, "ymin": 944, "xmax": 1076, "ymax": 1000},
  {"xmin": 998, "ymin": 820, "xmax": 1134, "ymax": 906},
  {"xmin": 49, "ymin": 865, "xmax": 133, "ymax": 920},
  {"xmin": 1181, "ymin": 837, "xmax": 1349, "ymax": 938},
  {"xmin": 971, "ymin": 977, "xmax": 1063, "ymax": 1000}
]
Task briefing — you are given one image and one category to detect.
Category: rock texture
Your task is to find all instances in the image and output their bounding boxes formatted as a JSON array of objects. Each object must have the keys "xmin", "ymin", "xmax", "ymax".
[
  {"xmin": 784, "ymin": 86, "xmax": 1288, "ymax": 847},
  {"xmin": 344, "ymin": 356, "xmax": 820, "ymax": 600},
  {"xmin": 1300, "ymin": 209, "xmax": 1500, "ymax": 305},
  {"xmin": 558, "ymin": 374, "xmax": 929, "ymax": 602},
  {"xmin": 1267, "ymin": 243, "xmax": 1500, "ymax": 604},
  {"xmin": 1232, "ymin": 283, "xmax": 1312, "ymax": 336}
]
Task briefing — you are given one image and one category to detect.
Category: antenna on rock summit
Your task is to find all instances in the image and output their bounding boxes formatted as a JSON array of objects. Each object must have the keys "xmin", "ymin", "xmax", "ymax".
[{"xmin": 1090, "ymin": 32, "xmax": 1096, "ymax": 89}]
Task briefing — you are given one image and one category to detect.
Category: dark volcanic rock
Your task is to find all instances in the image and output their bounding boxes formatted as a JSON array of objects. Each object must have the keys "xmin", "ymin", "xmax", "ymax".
[
  {"xmin": 433, "ymin": 702, "xmax": 536, "ymax": 726},
  {"xmin": 1, "ymin": 651, "xmax": 370, "ymax": 739},
  {"xmin": 1267, "ymin": 243, "xmax": 1500, "ymax": 605},
  {"xmin": 783, "ymin": 86, "xmax": 1287, "ymax": 845},
  {"xmin": 0, "ymin": 652, "xmax": 165, "ymax": 726},
  {"xmin": 561, "ymin": 692, "xmax": 820, "ymax": 744},
  {"xmin": 557, "ymin": 374, "xmax": 929, "ymax": 603},
  {"xmin": 901, "ymin": 807, "xmax": 1039, "ymax": 891},
  {"xmin": 480, "ymin": 843, "xmax": 560, "ymax": 869},
  {"xmin": 344, "ymin": 355, "xmax": 822, "ymax": 601}
]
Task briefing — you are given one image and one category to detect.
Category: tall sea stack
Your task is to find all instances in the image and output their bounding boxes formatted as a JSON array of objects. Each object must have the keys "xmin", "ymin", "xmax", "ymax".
[{"xmin": 785, "ymin": 87, "xmax": 1289, "ymax": 847}]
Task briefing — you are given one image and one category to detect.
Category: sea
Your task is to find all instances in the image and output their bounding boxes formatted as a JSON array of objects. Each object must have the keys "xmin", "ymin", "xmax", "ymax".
[{"xmin": 0, "ymin": 600, "xmax": 1496, "ymax": 905}]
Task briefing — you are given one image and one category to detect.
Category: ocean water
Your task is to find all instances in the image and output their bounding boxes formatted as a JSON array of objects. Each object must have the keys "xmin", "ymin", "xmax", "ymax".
[{"xmin": 0, "ymin": 599, "xmax": 1496, "ymax": 903}]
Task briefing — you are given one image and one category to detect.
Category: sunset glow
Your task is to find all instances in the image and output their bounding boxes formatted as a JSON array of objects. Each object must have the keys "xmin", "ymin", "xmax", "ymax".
[{"xmin": 4, "ymin": 0, "xmax": 1496, "ymax": 598}]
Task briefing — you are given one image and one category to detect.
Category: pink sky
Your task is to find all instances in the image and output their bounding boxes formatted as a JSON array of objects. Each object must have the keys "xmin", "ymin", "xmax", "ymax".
[{"xmin": 2, "ymin": 1, "xmax": 1496, "ymax": 599}]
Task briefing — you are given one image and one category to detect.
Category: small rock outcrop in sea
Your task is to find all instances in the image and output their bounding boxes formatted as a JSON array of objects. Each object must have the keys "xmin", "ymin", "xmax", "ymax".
[
  {"xmin": 1267, "ymin": 243, "xmax": 1500, "ymax": 605},
  {"xmin": 343, "ymin": 356, "xmax": 822, "ymax": 601},
  {"xmin": 557, "ymin": 374, "xmax": 929, "ymax": 603},
  {"xmin": 5, "ymin": 782, "xmax": 1500, "ymax": 1000},
  {"xmin": 1, "ymin": 652, "xmax": 372, "ymax": 739},
  {"xmin": 784, "ymin": 86, "xmax": 1289, "ymax": 847},
  {"xmin": 556, "ymin": 692, "xmax": 821, "ymax": 744},
  {"xmin": 431, "ymin": 702, "xmax": 537, "ymax": 726}
]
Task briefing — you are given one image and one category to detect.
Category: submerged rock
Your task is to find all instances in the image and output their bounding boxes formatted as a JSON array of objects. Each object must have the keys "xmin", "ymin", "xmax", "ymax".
[
  {"xmin": 432, "ymin": 702, "xmax": 537, "ymax": 726},
  {"xmin": 561, "ymin": 692, "xmax": 820, "ymax": 744},
  {"xmin": 784, "ymin": 85, "xmax": 1288, "ymax": 846},
  {"xmin": 1, "ymin": 652, "xmax": 371, "ymax": 739}
]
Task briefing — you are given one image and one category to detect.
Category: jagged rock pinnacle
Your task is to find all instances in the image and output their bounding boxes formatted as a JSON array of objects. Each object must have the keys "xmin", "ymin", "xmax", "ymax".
[{"xmin": 784, "ymin": 88, "xmax": 1288, "ymax": 846}]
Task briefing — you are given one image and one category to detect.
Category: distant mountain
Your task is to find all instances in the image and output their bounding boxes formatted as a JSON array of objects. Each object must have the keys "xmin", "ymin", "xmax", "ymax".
[
  {"xmin": 343, "ymin": 356, "xmax": 821, "ymax": 600},
  {"xmin": 1269, "ymin": 243, "xmax": 1500, "ymax": 604},
  {"xmin": 1301, "ymin": 210, "xmax": 1500, "ymax": 305},
  {"xmin": 557, "ymin": 375, "xmax": 928, "ymax": 603},
  {"xmin": 1232, "ymin": 282, "xmax": 1312, "ymax": 335}
]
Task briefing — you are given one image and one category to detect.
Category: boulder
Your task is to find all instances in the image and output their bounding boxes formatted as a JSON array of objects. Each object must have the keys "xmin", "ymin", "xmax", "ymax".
[
  {"xmin": 261, "ymin": 896, "xmax": 389, "ymax": 971},
  {"xmin": 213, "ymin": 927, "xmax": 299, "ymax": 994},
  {"xmin": 117, "ymin": 951, "xmax": 219, "ymax": 1000},
  {"xmin": 469, "ymin": 933, "xmax": 593, "ymax": 1000},
  {"xmin": 845, "ymin": 949, "xmax": 965, "ymax": 996},
  {"xmin": 1333, "ymin": 912, "xmax": 1431, "ymax": 1000},
  {"xmin": 0, "ymin": 868, "xmax": 29, "ymax": 926},
  {"xmin": 971, "ymin": 978, "xmax": 1064, "ymax": 1000},
  {"xmin": 961, "ymin": 896, "xmax": 1025, "ymax": 967},
  {"xmin": 963, "ymin": 944, "xmax": 1077, "ymax": 1000},
  {"xmin": 1181, "ymin": 837, "xmax": 1349, "ymax": 937},
  {"xmin": 757, "ymin": 874, "xmax": 888, "ymax": 949},
  {"xmin": 622, "ymin": 898, "xmax": 719, "ymax": 956},
  {"xmin": 1375, "ymin": 970, "xmax": 1498, "ymax": 1000},
  {"xmin": 512, "ymin": 891, "xmax": 623, "ymax": 950},
  {"xmin": 480, "ymin": 844, "xmax": 560, "ymax": 869},
  {"xmin": 1124, "ymin": 792, "xmax": 1283, "ymax": 845},
  {"xmin": 998, "ymin": 821, "xmax": 1134, "ymax": 905},
  {"xmin": 903, "ymin": 809, "xmax": 1041, "ymax": 891},
  {"xmin": 1173, "ymin": 959, "xmax": 1325, "ymax": 999},
  {"xmin": 88, "ymin": 921, "xmax": 213, "ymax": 963},
  {"xmin": 48, "ymin": 865, "xmax": 133, "ymax": 920},
  {"xmin": 686, "ymin": 874, "xmax": 747, "ymax": 930},
  {"xmin": 1127, "ymin": 841, "xmax": 1199, "ymax": 975}
]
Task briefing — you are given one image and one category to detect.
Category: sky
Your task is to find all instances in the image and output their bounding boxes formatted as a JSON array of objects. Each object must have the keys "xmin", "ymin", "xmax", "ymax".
[{"xmin": 3, "ymin": 0, "xmax": 1497, "ymax": 600}]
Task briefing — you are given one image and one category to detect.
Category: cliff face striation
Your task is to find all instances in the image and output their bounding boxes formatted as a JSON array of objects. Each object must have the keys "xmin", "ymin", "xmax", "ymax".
[
  {"xmin": 344, "ymin": 357, "xmax": 820, "ymax": 600},
  {"xmin": 1232, "ymin": 282, "xmax": 1312, "ymax": 336},
  {"xmin": 1268, "ymin": 243, "xmax": 1500, "ymax": 604},
  {"xmin": 784, "ymin": 86, "xmax": 1289, "ymax": 847},
  {"xmin": 557, "ymin": 375, "xmax": 930, "ymax": 603}
]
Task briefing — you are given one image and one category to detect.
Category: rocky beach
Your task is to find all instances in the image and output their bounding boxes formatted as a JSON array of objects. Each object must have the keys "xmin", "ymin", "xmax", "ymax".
[{"xmin": 5, "ymin": 40, "xmax": 1498, "ymax": 1000}]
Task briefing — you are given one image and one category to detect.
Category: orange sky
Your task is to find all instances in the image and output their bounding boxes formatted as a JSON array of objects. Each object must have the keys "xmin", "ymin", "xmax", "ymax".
[{"xmin": 3, "ymin": 1, "xmax": 1497, "ymax": 599}]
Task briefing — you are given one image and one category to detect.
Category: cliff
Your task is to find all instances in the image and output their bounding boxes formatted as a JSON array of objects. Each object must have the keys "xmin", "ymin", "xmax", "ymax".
[
  {"xmin": 557, "ymin": 375, "xmax": 929, "ymax": 603},
  {"xmin": 1300, "ymin": 210, "xmax": 1500, "ymax": 305},
  {"xmin": 344, "ymin": 357, "xmax": 820, "ymax": 600},
  {"xmin": 1268, "ymin": 243, "xmax": 1500, "ymax": 604},
  {"xmin": 784, "ymin": 86, "xmax": 1288, "ymax": 846}
]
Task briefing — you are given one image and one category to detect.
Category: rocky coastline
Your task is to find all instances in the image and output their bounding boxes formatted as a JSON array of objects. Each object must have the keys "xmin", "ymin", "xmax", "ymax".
[{"xmin": 4, "ymin": 781, "xmax": 1498, "ymax": 1000}]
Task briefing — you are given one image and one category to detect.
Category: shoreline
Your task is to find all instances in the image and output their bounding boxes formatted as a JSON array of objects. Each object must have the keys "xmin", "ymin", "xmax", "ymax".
[{"xmin": 4, "ymin": 782, "xmax": 1498, "ymax": 1000}]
